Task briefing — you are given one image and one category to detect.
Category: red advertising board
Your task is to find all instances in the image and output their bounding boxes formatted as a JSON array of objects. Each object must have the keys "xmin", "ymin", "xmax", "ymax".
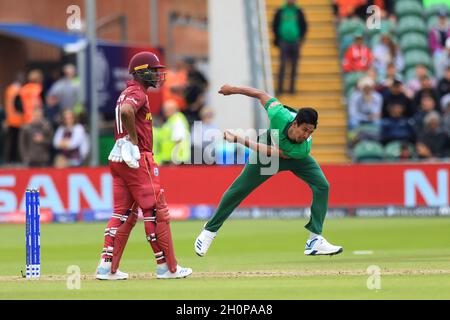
[{"xmin": 0, "ymin": 163, "xmax": 449, "ymax": 215}]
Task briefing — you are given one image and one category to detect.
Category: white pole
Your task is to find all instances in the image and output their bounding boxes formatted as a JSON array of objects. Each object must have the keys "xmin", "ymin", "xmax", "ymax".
[{"xmin": 86, "ymin": 0, "xmax": 99, "ymax": 166}]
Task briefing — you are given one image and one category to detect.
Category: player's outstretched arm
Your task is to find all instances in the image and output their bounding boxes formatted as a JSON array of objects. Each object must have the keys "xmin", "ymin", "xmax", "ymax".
[
  {"xmin": 224, "ymin": 130, "xmax": 289, "ymax": 159},
  {"xmin": 219, "ymin": 84, "xmax": 273, "ymax": 107}
]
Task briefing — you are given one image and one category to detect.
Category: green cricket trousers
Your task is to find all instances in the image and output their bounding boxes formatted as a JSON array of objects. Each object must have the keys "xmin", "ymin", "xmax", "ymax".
[{"xmin": 205, "ymin": 154, "xmax": 330, "ymax": 235}]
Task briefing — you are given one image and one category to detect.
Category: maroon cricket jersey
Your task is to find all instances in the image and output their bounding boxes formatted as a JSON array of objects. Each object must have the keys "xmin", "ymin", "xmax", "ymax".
[{"xmin": 114, "ymin": 80, "xmax": 153, "ymax": 153}]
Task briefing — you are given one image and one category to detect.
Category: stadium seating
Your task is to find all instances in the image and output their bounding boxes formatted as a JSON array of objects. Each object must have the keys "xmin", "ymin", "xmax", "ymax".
[
  {"xmin": 397, "ymin": 16, "xmax": 428, "ymax": 36},
  {"xmin": 384, "ymin": 140, "xmax": 416, "ymax": 161},
  {"xmin": 344, "ymin": 72, "xmax": 365, "ymax": 96},
  {"xmin": 395, "ymin": 1, "xmax": 424, "ymax": 18},
  {"xmin": 425, "ymin": 4, "xmax": 449, "ymax": 18},
  {"xmin": 400, "ymin": 33, "xmax": 429, "ymax": 51},
  {"xmin": 337, "ymin": 18, "xmax": 365, "ymax": 40},
  {"xmin": 404, "ymin": 50, "xmax": 433, "ymax": 70},
  {"xmin": 353, "ymin": 140, "xmax": 385, "ymax": 162},
  {"xmin": 427, "ymin": 15, "xmax": 440, "ymax": 30}
]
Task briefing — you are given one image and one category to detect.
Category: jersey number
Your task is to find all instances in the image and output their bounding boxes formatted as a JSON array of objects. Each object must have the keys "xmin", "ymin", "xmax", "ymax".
[{"xmin": 115, "ymin": 93, "xmax": 125, "ymax": 134}]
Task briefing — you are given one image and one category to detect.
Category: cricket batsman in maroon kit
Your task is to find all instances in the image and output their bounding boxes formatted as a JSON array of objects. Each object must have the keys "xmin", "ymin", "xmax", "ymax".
[{"xmin": 96, "ymin": 52, "xmax": 192, "ymax": 280}]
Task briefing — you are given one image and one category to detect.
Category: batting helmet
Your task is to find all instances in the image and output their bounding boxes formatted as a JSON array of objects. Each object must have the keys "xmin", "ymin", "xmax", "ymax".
[{"xmin": 128, "ymin": 52, "xmax": 166, "ymax": 88}]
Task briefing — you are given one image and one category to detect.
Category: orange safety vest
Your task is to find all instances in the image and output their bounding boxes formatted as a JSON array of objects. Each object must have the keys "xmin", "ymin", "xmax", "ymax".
[
  {"xmin": 4, "ymin": 83, "xmax": 23, "ymax": 128},
  {"xmin": 19, "ymin": 83, "xmax": 43, "ymax": 124},
  {"xmin": 162, "ymin": 70, "xmax": 187, "ymax": 110}
]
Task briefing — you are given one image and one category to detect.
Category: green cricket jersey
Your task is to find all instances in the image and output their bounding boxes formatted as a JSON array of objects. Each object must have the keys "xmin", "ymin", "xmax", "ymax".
[{"xmin": 263, "ymin": 97, "xmax": 312, "ymax": 159}]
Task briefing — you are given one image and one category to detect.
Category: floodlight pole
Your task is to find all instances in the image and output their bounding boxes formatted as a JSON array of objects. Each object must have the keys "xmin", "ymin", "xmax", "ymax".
[{"xmin": 86, "ymin": 0, "xmax": 99, "ymax": 166}]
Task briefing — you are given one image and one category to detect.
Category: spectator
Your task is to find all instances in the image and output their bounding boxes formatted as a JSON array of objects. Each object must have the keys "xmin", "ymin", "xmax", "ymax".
[
  {"xmin": 405, "ymin": 64, "xmax": 436, "ymax": 97},
  {"xmin": 399, "ymin": 141, "xmax": 414, "ymax": 161},
  {"xmin": 46, "ymin": 64, "xmax": 81, "ymax": 127},
  {"xmin": 412, "ymin": 93, "xmax": 439, "ymax": 134},
  {"xmin": 379, "ymin": 0, "xmax": 395, "ymax": 17},
  {"xmin": 19, "ymin": 70, "xmax": 44, "ymax": 125},
  {"xmin": 382, "ymin": 78, "xmax": 414, "ymax": 118},
  {"xmin": 158, "ymin": 100, "xmax": 191, "ymax": 165},
  {"xmin": 183, "ymin": 58, "xmax": 208, "ymax": 126},
  {"xmin": 372, "ymin": 32, "xmax": 404, "ymax": 80},
  {"xmin": 443, "ymin": 102, "xmax": 450, "ymax": 138},
  {"xmin": 413, "ymin": 75, "xmax": 440, "ymax": 112},
  {"xmin": 53, "ymin": 109, "xmax": 89, "ymax": 167},
  {"xmin": 0, "ymin": 103, "xmax": 5, "ymax": 165},
  {"xmin": 272, "ymin": 0, "xmax": 308, "ymax": 95},
  {"xmin": 191, "ymin": 106, "xmax": 219, "ymax": 164},
  {"xmin": 429, "ymin": 10, "xmax": 450, "ymax": 69},
  {"xmin": 437, "ymin": 66, "xmax": 450, "ymax": 98},
  {"xmin": 333, "ymin": 0, "xmax": 368, "ymax": 19},
  {"xmin": 3, "ymin": 73, "xmax": 24, "ymax": 164},
  {"xmin": 19, "ymin": 107, "xmax": 53, "ymax": 167},
  {"xmin": 163, "ymin": 60, "xmax": 188, "ymax": 111},
  {"xmin": 416, "ymin": 111, "xmax": 450, "ymax": 159},
  {"xmin": 435, "ymin": 38, "xmax": 450, "ymax": 80},
  {"xmin": 348, "ymin": 77, "xmax": 383, "ymax": 129},
  {"xmin": 380, "ymin": 103, "xmax": 415, "ymax": 145},
  {"xmin": 379, "ymin": 63, "xmax": 399, "ymax": 90},
  {"xmin": 342, "ymin": 33, "xmax": 373, "ymax": 73}
]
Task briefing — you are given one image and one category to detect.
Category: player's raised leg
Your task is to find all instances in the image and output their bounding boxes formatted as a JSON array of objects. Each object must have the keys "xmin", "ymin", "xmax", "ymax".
[
  {"xmin": 195, "ymin": 157, "xmax": 273, "ymax": 256},
  {"xmin": 289, "ymin": 155, "xmax": 343, "ymax": 256}
]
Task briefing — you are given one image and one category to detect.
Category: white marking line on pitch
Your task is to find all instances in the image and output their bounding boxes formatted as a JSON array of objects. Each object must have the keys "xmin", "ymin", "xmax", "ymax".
[{"xmin": 353, "ymin": 250, "xmax": 374, "ymax": 255}]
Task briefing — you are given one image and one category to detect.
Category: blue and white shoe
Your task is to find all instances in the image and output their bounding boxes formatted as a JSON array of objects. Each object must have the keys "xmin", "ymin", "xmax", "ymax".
[
  {"xmin": 156, "ymin": 264, "xmax": 192, "ymax": 279},
  {"xmin": 95, "ymin": 260, "xmax": 129, "ymax": 280},
  {"xmin": 194, "ymin": 229, "xmax": 217, "ymax": 257},
  {"xmin": 304, "ymin": 236, "xmax": 343, "ymax": 256}
]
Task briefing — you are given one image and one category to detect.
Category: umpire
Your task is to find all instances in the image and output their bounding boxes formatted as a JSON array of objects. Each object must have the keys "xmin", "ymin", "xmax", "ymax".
[{"xmin": 273, "ymin": 0, "xmax": 308, "ymax": 95}]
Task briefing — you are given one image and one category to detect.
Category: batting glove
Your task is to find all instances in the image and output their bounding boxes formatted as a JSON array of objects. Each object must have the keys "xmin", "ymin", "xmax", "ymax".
[
  {"xmin": 121, "ymin": 138, "xmax": 141, "ymax": 169},
  {"xmin": 108, "ymin": 138, "xmax": 124, "ymax": 163}
]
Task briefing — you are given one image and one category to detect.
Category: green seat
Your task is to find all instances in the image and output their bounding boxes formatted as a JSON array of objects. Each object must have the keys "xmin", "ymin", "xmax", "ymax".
[
  {"xmin": 397, "ymin": 16, "xmax": 428, "ymax": 36},
  {"xmin": 353, "ymin": 140, "xmax": 385, "ymax": 163},
  {"xmin": 370, "ymin": 32, "xmax": 398, "ymax": 50},
  {"xmin": 395, "ymin": 1, "xmax": 424, "ymax": 18},
  {"xmin": 99, "ymin": 134, "xmax": 115, "ymax": 165},
  {"xmin": 338, "ymin": 18, "xmax": 366, "ymax": 39},
  {"xmin": 427, "ymin": 15, "xmax": 440, "ymax": 30},
  {"xmin": 344, "ymin": 72, "xmax": 365, "ymax": 94},
  {"xmin": 384, "ymin": 141, "xmax": 415, "ymax": 161},
  {"xmin": 400, "ymin": 33, "xmax": 429, "ymax": 51},
  {"xmin": 404, "ymin": 67, "xmax": 418, "ymax": 82},
  {"xmin": 339, "ymin": 34, "xmax": 357, "ymax": 58},
  {"xmin": 425, "ymin": 4, "xmax": 449, "ymax": 18},
  {"xmin": 367, "ymin": 19, "xmax": 396, "ymax": 38},
  {"xmin": 404, "ymin": 49, "xmax": 433, "ymax": 69}
]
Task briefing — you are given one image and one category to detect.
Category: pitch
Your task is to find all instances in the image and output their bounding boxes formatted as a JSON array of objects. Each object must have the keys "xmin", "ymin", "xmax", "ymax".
[{"xmin": 1, "ymin": 217, "xmax": 449, "ymax": 299}]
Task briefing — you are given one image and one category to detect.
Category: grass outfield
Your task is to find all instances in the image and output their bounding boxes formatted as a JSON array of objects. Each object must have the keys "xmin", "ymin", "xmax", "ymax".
[{"xmin": 0, "ymin": 217, "xmax": 450, "ymax": 299}]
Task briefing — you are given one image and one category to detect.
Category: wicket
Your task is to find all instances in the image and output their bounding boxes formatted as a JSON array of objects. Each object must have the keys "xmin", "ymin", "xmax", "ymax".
[{"xmin": 25, "ymin": 189, "xmax": 40, "ymax": 279}]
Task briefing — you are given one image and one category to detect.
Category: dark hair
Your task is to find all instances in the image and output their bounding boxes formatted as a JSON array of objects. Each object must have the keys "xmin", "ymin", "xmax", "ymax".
[{"xmin": 294, "ymin": 107, "xmax": 318, "ymax": 128}]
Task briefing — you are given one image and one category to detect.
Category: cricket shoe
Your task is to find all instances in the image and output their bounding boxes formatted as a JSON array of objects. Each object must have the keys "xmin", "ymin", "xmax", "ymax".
[
  {"xmin": 95, "ymin": 266, "xmax": 129, "ymax": 280},
  {"xmin": 194, "ymin": 228, "xmax": 217, "ymax": 257},
  {"xmin": 156, "ymin": 264, "xmax": 193, "ymax": 279},
  {"xmin": 304, "ymin": 236, "xmax": 343, "ymax": 256}
]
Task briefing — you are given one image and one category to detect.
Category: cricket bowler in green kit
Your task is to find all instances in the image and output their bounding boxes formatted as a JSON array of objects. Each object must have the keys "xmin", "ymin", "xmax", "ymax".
[{"xmin": 194, "ymin": 84, "xmax": 343, "ymax": 257}]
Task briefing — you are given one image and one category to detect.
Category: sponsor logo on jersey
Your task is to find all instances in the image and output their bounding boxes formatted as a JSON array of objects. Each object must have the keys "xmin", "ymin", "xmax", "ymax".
[
  {"xmin": 145, "ymin": 113, "xmax": 153, "ymax": 121},
  {"xmin": 268, "ymin": 101, "xmax": 280, "ymax": 109},
  {"xmin": 153, "ymin": 167, "xmax": 159, "ymax": 176}
]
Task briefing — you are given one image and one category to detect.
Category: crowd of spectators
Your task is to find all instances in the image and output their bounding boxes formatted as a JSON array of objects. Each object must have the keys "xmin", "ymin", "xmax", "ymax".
[
  {"xmin": 153, "ymin": 57, "xmax": 216, "ymax": 165},
  {"xmin": 336, "ymin": 0, "xmax": 450, "ymax": 161},
  {"xmin": 0, "ymin": 65, "xmax": 90, "ymax": 168}
]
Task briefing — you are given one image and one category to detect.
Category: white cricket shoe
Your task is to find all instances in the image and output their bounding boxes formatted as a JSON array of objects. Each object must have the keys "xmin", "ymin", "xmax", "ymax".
[
  {"xmin": 194, "ymin": 229, "xmax": 217, "ymax": 257},
  {"xmin": 156, "ymin": 264, "xmax": 193, "ymax": 279},
  {"xmin": 304, "ymin": 236, "xmax": 343, "ymax": 256},
  {"xmin": 95, "ymin": 264, "xmax": 129, "ymax": 280}
]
